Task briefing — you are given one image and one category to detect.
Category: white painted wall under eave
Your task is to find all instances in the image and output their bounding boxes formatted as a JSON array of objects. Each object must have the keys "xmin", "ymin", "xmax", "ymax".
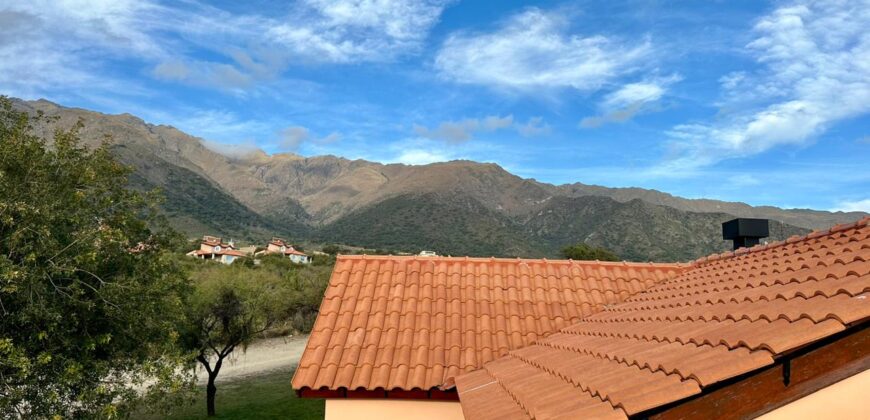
[{"xmin": 325, "ymin": 399, "xmax": 464, "ymax": 420}]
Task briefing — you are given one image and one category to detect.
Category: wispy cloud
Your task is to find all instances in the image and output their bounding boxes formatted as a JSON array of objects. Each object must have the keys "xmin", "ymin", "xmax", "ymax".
[
  {"xmin": 0, "ymin": 0, "xmax": 454, "ymax": 96},
  {"xmin": 0, "ymin": 2, "xmax": 157, "ymax": 99},
  {"xmin": 659, "ymin": 0, "xmax": 870, "ymax": 171},
  {"xmin": 516, "ymin": 117, "xmax": 551, "ymax": 137},
  {"xmin": 160, "ymin": 109, "xmax": 270, "ymax": 142},
  {"xmin": 200, "ymin": 140, "xmax": 263, "ymax": 159},
  {"xmin": 413, "ymin": 114, "xmax": 554, "ymax": 142},
  {"xmin": 276, "ymin": 0, "xmax": 454, "ymax": 62},
  {"xmin": 434, "ymin": 8, "xmax": 652, "ymax": 93},
  {"xmin": 279, "ymin": 126, "xmax": 311, "ymax": 150},
  {"xmin": 278, "ymin": 125, "xmax": 342, "ymax": 151},
  {"xmin": 580, "ymin": 74, "xmax": 681, "ymax": 128},
  {"xmin": 413, "ymin": 115, "xmax": 514, "ymax": 143}
]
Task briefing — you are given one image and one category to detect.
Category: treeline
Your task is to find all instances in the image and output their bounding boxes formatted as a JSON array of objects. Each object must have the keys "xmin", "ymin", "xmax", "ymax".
[{"xmin": 184, "ymin": 254, "xmax": 333, "ymax": 334}]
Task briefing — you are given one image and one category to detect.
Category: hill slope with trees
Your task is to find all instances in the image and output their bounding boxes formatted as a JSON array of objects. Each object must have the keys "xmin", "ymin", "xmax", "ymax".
[{"xmin": 11, "ymin": 97, "xmax": 854, "ymax": 261}]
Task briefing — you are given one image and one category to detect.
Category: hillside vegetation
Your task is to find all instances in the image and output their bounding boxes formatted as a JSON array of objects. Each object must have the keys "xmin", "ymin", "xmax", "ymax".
[
  {"xmin": 12, "ymin": 97, "xmax": 856, "ymax": 262},
  {"xmin": 316, "ymin": 192, "xmax": 548, "ymax": 257}
]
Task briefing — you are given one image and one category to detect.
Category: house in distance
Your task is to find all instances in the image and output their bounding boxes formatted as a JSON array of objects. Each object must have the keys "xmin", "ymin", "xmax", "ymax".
[
  {"xmin": 185, "ymin": 235, "xmax": 247, "ymax": 265},
  {"xmin": 258, "ymin": 237, "xmax": 311, "ymax": 264}
]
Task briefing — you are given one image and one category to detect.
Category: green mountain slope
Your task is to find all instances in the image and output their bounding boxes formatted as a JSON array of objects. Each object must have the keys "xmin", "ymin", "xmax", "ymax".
[
  {"xmin": 316, "ymin": 192, "xmax": 548, "ymax": 257},
  {"xmin": 320, "ymin": 194, "xmax": 809, "ymax": 262},
  {"xmin": 523, "ymin": 196, "xmax": 808, "ymax": 262},
  {"xmin": 8, "ymin": 97, "xmax": 836, "ymax": 260},
  {"xmin": 123, "ymin": 149, "xmax": 304, "ymax": 240}
]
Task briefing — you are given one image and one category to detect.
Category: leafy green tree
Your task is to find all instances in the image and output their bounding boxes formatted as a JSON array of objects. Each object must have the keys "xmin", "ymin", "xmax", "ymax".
[
  {"xmin": 560, "ymin": 243, "xmax": 620, "ymax": 261},
  {"xmin": 182, "ymin": 264, "xmax": 293, "ymax": 417},
  {"xmin": 0, "ymin": 97, "xmax": 193, "ymax": 417}
]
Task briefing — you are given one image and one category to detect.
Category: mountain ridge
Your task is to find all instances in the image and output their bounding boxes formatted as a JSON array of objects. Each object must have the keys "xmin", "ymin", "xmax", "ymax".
[{"xmin": 9, "ymin": 97, "xmax": 865, "ymax": 260}]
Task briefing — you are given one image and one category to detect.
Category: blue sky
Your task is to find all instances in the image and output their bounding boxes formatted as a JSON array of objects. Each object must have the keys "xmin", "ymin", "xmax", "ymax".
[{"xmin": 1, "ymin": 0, "xmax": 868, "ymax": 212}]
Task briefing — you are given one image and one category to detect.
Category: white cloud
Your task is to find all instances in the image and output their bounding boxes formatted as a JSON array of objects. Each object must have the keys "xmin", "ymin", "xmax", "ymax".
[
  {"xmin": 152, "ymin": 61, "xmax": 191, "ymax": 81},
  {"xmin": 0, "ymin": 0, "xmax": 453, "ymax": 96},
  {"xmin": 719, "ymin": 71, "xmax": 746, "ymax": 90},
  {"xmin": 660, "ymin": 0, "xmax": 870, "ymax": 170},
  {"xmin": 413, "ymin": 114, "xmax": 555, "ymax": 141},
  {"xmin": 831, "ymin": 198, "xmax": 870, "ymax": 213},
  {"xmin": 516, "ymin": 117, "xmax": 551, "ymax": 137},
  {"xmin": 201, "ymin": 140, "xmax": 263, "ymax": 159},
  {"xmin": 265, "ymin": 0, "xmax": 452, "ymax": 63},
  {"xmin": 0, "ymin": 2, "xmax": 161, "ymax": 98},
  {"xmin": 434, "ymin": 8, "xmax": 652, "ymax": 92},
  {"xmin": 278, "ymin": 125, "xmax": 343, "ymax": 150},
  {"xmin": 393, "ymin": 149, "xmax": 453, "ymax": 165},
  {"xmin": 413, "ymin": 115, "xmax": 514, "ymax": 143},
  {"xmin": 602, "ymin": 82, "xmax": 665, "ymax": 110},
  {"xmin": 481, "ymin": 115, "xmax": 514, "ymax": 130},
  {"xmin": 156, "ymin": 108, "xmax": 271, "ymax": 143},
  {"xmin": 259, "ymin": 0, "xmax": 455, "ymax": 64},
  {"xmin": 580, "ymin": 74, "xmax": 680, "ymax": 128},
  {"xmin": 280, "ymin": 126, "xmax": 311, "ymax": 150},
  {"xmin": 319, "ymin": 132, "xmax": 342, "ymax": 144}
]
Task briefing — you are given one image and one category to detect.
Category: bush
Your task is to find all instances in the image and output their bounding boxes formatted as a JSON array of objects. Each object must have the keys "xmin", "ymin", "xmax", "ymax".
[
  {"xmin": 321, "ymin": 244, "xmax": 347, "ymax": 255},
  {"xmin": 560, "ymin": 243, "xmax": 620, "ymax": 261}
]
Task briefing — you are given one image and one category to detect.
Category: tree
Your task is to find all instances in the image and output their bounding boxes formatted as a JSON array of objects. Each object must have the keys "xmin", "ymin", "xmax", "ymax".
[
  {"xmin": 321, "ymin": 244, "xmax": 346, "ymax": 255},
  {"xmin": 560, "ymin": 243, "xmax": 620, "ymax": 261},
  {"xmin": 181, "ymin": 264, "xmax": 295, "ymax": 417},
  {"xmin": 0, "ymin": 97, "xmax": 193, "ymax": 417}
]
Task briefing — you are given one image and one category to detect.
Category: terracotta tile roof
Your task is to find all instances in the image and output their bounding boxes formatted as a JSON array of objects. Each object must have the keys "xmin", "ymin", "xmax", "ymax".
[
  {"xmin": 222, "ymin": 249, "xmax": 247, "ymax": 257},
  {"xmin": 456, "ymin": 218, "xmax": 870, "ymax": 420},
  {"xmin": 291, "ymin": 256, "xmax": 685, "ymax": 395},
  {"xmin": 285, "ymin": 248, "xmax": 308, "ymax": 256}
]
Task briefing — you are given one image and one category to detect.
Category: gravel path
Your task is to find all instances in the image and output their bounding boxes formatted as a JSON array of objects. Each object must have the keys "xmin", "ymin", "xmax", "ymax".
[{"xmin": 196, "ymin": 334, "xmax": 310, "ymax": 384}]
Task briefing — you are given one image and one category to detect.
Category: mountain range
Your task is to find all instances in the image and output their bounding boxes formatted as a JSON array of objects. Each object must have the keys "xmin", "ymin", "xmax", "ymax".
[{"xmin": 11, "ymin": 98, "xmax": 866, "ymax": 261}]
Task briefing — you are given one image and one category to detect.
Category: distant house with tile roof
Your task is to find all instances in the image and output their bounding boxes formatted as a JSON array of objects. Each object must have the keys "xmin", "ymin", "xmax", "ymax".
[
  {"xmin": 186, "ymin": 235, "xmax": 247, "ymax": 265},
  {"xmin": 292, "ymin": 218, "xmax": 870, "ymax": 420},
  {"xmin": 258, "ymin": 237, "xmax": 311, "ymax": 264}
]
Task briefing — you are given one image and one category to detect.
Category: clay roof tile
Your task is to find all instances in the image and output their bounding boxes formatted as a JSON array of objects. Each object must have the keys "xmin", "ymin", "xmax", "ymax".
[
  {"xmin": 292, "ymin": 255, "xmax": 683, "ymax": 395},
  {"xmin": 456, "ymin": 218, "xmax": 869, "ymax": 419}
]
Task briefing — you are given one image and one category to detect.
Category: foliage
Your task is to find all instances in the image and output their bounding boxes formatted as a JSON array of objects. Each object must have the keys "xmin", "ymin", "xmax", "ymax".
[
  {"xmin": 560, "ymin": 243, "xmax": 620, "ymax": 261},
  {"xmin": 0, "ymin": 96, "xmax": 193, "ymax": 417},
  {"xmin": 179, "ymin": 256, "xmax": 332, "ymax": 416},
  {"xmin": 320, "ymin": 244, "xmax": 347, "ymax": 255},
  {"xmin": 317, "ymin": 192, "xmax": 548, "ymax": 257}
]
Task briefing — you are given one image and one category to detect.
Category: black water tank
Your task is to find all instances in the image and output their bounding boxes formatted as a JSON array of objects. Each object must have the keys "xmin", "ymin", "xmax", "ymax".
[{"xmin": 723, "ymin": 218, "xmax": 769, "ymax": 250}]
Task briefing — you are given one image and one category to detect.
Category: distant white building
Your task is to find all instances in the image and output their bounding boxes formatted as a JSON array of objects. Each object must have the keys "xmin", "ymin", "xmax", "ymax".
[
  {"xmin": 257, "ymin": 237, "xmax": 311, "ymax": 264},
  {"xmin": 186, "ymin": 235, "xmax": 247, "ymax": 265},
  {"xmin": 419, "ymin": 250, "xmax": 438, "ymax": 257}
]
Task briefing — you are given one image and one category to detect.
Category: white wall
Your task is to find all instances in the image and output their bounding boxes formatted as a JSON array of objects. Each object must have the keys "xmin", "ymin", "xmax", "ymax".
[{"xmin": 325, "ymin": 399, "xmax": 464, "ymax": 420}]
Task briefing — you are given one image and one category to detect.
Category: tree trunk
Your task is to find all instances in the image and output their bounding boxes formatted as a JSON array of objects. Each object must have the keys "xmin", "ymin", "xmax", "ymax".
[
  {"xmin": 205, "ymin": 354, "xmax": 225, "ymax": 417},
  {"xmin": 206, "ymin": 372, "xmax": 217, "ymax": 417}
]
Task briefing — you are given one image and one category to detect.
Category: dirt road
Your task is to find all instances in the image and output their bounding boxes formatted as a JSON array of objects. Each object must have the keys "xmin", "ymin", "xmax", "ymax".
[{"xmin": 196, "ymin": 334, "xmax": 310, "ymax": 384}]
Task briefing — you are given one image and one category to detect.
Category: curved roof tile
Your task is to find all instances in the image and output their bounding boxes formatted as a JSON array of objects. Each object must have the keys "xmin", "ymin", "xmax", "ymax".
[{"xmin": 291, "ymin": 255, "xmax": 685, "ymax": 394}]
